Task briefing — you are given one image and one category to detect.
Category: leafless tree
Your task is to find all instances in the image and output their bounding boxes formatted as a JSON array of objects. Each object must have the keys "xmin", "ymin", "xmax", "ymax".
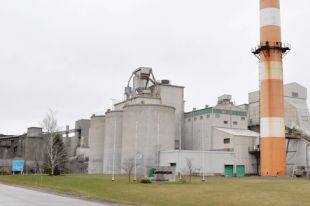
[
  {"xmin": 41, "ymin": 109, "xmax": 67, "ymax": 175},
  {"xmin": 186, "ymin": 158, "xmax": 193, "ymax": 183},
  {"xmin": 122, "ymin": 158, "xmax": 135, "ymax": 183}
]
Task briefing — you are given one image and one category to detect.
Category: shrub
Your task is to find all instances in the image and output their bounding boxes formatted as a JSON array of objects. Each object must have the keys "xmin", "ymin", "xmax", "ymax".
[{"xmin": 140, "ymin": 178, "xmax": 152, "ymax": 184}]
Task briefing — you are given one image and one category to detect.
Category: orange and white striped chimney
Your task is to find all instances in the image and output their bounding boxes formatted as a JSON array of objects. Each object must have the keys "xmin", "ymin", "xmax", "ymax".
[{"xmin": 253, "ymin": 0, "xmax": 290, "ymax": 176}]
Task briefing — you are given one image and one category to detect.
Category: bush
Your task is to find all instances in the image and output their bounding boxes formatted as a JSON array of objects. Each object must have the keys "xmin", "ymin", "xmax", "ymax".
[{"xmin": 140, "ymin": 178, "xmax": 152, "ymax": 184}]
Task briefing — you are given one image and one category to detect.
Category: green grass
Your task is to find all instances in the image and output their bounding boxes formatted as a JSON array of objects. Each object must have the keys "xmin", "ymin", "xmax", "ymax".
[{"xmin": 0, "ymin": 174, "xmax": 310, "ymax": 206}]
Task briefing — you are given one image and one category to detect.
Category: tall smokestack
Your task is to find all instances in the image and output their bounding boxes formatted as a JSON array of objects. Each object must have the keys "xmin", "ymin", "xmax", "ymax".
[{"xmin": 252, "ymin": 0, "xmax": 290, "ymax": 176}]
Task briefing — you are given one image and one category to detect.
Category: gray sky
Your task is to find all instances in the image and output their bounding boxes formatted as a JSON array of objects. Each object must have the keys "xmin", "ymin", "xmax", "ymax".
[{"xmin": 1, "ymin": 0, "xmax": 309, "ymax": 134}]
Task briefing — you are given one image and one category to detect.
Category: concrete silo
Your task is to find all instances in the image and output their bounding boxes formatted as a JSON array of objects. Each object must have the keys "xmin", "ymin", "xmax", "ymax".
[
  {"xmin": 103, "ymin": 111, "xmax": 123, "ymax": 174},
  {"xmin": 121, "ymin": 104, "xmax": 175, "ymax": 176},
  {"xmin": 88, "ymin": 115, "xmax": 105, "ymax": 174}
]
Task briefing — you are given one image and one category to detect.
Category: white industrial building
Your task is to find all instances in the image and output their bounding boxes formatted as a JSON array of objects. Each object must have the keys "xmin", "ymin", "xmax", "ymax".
[
  {"xmin": 248, "ymin": 82, "xmax": 310, "ymax": 175},
  {"xmin": 86, "ymin": 68, "xmax": 310, "ymax": 177},
  {"xmin": 88, "ymin": 68, "xmax": 182, "ymax": 175}
]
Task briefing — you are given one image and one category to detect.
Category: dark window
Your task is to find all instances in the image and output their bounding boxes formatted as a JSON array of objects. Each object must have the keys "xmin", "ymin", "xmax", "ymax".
[
  {"xmin": 200, "ymin": 116, "xmax": 203, "ymax": 120},
  {"xmin": 224, "ymin": 138, "xmax": 230, "ymax": 144},
  {"xmin": 241, "ymin": 117, "xmax": 246, "ymax": 120},
  {"xmin": 224, "ymin": 121, "xmax": 228, "ymax": 124},
  {"xmin": 292, "ymin": 92, "xmax": 299, "ymax": 98},
  {"xmin": 206, "ymin": 114, "xmax": 210, "ymax": 118},
  {"xmin": 233, "ymin": 121, "xmax": 238, "ymax": 125}
]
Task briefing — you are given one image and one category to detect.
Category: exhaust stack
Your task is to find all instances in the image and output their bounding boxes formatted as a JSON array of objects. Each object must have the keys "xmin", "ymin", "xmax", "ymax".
[{"xmin": 252, "ymin": 0, "xmax": 290, "ymax": 176}]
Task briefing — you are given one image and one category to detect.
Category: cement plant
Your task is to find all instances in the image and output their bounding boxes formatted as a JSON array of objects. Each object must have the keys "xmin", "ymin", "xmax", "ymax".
[{"xmin": 1, "ymin": 0, "xmax": 310, "ymax": 180}]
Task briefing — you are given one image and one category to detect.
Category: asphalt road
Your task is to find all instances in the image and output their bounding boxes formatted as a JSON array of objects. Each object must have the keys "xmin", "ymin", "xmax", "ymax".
[{"xmin": 0, "ymin": 183, "xmax": 116, "ymax": 206}]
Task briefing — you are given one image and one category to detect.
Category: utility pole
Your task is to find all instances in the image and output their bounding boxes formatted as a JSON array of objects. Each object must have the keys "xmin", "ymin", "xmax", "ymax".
[
  {"xmin": 202, "ymin": 119, "xmax": 205, "ymax": 181},
  {"xmin": 112, "ymin": 120, "xmax": 116, "ymax": 181},
  {"xmin": 134, "ymin": 121, "xmax": 138, "ymax": 182}
]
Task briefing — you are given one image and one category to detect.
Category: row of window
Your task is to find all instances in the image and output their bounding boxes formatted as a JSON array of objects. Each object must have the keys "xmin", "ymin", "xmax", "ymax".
[
  {"xmin": 223, "ymin": 121, "xmax": 238, "ymax": 125},
  {"xmin": 188, "ymin": 116, "xmax": 246, "ymax": 122}
]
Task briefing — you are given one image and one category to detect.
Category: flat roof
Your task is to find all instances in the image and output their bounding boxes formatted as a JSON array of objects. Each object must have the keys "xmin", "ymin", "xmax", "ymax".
[
  {"xmin": 215, "ymin": 127, "xmax": 259, "ymax": 137},
  {"xmin": 184, "ymin": 107, "xmax": 247, "ymax": 118}
]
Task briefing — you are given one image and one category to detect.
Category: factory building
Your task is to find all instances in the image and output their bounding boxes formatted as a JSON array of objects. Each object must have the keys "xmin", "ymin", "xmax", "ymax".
[
  {"xmin": 85, "ymin": 67, "xmax": 310, "ymax": 177},
  {"xmin": 86, "ymin": 68, "xmax": 259, "ymax": 176},
  {"xmin": 2, "ymin": 66, "xmax": 309, "ymax": 177},
  {"xmin": 0, "ymin": 125, "xmax": 89, "ymax": 174},
  {"xmin": 88, "ymin": 68, "xmax": 180, "ymax": 175},
  {"xmin": 0, "ymin": 127, "xmax": 45, "ymax": 173},
  {"xmin": 2, "ymin": 0, "xmax": 309, "ymax": 178},
  {"xmin": 183, "ymin": 95, "xmax": 248, "ymax": 151},
  {"xmin": 248, "ymin": 82, "xmax": 310, "ymax": 175},
  {"xmin": 179, "ymin": 95, "xmax": 259, "ymax": 175}
]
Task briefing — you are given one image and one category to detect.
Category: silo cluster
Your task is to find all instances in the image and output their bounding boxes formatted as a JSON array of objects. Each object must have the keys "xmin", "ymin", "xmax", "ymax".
[{"xmin": 88, "ymin": 68, "xmax": 180, "ymax": 175}]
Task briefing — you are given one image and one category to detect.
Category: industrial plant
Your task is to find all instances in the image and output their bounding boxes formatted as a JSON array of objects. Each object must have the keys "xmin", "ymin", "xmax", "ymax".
[{"xmin": 1, "ymin": 0, "xmax": 310, "ymax": 178}]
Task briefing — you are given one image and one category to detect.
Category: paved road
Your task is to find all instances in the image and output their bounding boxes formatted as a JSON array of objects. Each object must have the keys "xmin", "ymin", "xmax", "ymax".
[{"xmin": 0, "ymin": 183, "xmax": 115, "ymax": 206}]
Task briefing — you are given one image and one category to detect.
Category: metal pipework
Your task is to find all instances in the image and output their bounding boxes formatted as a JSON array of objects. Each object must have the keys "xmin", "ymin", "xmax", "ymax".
[
  {"xmin": 252, "ymin": 0, "xmax": 290, "ymax": 176},
  {"xmin": 125, "ymin": 67, "xmax": 159, "ymax": 100}
]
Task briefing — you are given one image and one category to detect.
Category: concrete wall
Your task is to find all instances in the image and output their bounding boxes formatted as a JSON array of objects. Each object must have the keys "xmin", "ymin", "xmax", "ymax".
[
  {"xmin": 114, "ymin": 83, "xmax": 184, "ymax": 151},
  {"xmin": 158, "ymin": 84, "xmax": 184, "ymax": 149},
  {"xmin": 284, "ymin": 82, "xmax": 307, "ymax": 99},
  {"xmin": 121, "ymin": 104, "xmax": 175, "ymax": 175},
  {"xmin": 75, "ymin": 119, "xmax": 90, "ymax": 148},
  {"xmin": 160, "ymin": 150, "xmax": 235, "ymax": 176},
  {"xmin": 213, "ymin": 128, "xmax": 258, "ymax": 174},
  {"xmin": 103, "ymin": 111, "xmax": 123, "ymax": 174},
  {"xmin": 27, "ymin": 127, "xmax": 42, "ymax": 137},
  {"xmin": 248, "ymin": 82, "xmax": 310, "ymax": 131},
  {"xmin": 183, "ymin": 105, "xmax": 248, "ymax": 151},
  {"xmin": 114, "ymin": 97, "xmax": 161, "ymax": 111},
  {"xmin": 88, "ymin": 115, "xmax": 105, "ymax": 174}
]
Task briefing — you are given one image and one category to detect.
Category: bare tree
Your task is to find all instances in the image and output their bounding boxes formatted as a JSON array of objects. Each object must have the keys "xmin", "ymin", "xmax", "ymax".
[
  {"xmin": 186, "ymin": 158, "xmax": 193, "ymax": 183},
  {"xmin": 122, "ymin": 158, "xmax": 135, "ymax": 183},
  {"xmin": 41, "ymin": 109, "xmax": 67, "ymax": 175}
]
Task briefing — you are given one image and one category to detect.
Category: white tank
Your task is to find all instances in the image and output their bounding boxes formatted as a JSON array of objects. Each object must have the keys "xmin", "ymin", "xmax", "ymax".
[
  {"xmin": 103, "ymin": 111, "xmax": 123, "ymax": 174},
  {"xmin": 88, "ymin": 115, "xmax": 105, "ymax": 174},
  {"xmin": 121, "ymin": 104, "xmax": 175, "ymax": 176}
]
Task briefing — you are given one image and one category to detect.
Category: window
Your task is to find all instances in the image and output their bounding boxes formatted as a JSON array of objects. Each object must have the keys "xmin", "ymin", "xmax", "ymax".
[
  {"xmin": 292, "ymin": 92, "xmax": 299, "ymax": 98},
  {"xmin": 224, "ymin": 121, "xmax": 228, "ymax": 124},
  {"xmin": 206, "ymin": 114, "xmax": 210, "ymax": 118},
  {"xmin": 200, "ymin": 116, "xmax": 203, "ymax": 120},
  {"xmin": 215, "ymin": 114, "xmax": 220, "ymax": 118},
  {"xmin": 224, "ymin": 138, "xmax": 230, "ymax": 144},
  {"xmin": 233, "ymin": 121, "xmax": 238, "ymax": 125},
  {"xmin": 241, "ymin": 117, "xmax": 246, "ymax": 121}
]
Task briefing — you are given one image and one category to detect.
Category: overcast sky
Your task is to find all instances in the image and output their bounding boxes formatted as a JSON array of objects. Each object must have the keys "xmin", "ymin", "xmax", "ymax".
[{"xmin": 1, "ymin": 0, "xmax": 309, "ymax": 134}]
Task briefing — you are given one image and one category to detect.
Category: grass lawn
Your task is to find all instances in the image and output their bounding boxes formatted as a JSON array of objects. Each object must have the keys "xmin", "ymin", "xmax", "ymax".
[{"xmin": 0, "ymin": 174, "xmax": 310, "ymax": 206}]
